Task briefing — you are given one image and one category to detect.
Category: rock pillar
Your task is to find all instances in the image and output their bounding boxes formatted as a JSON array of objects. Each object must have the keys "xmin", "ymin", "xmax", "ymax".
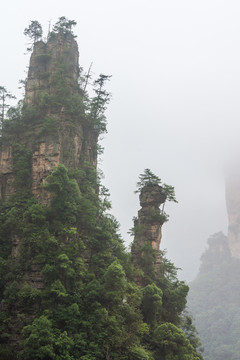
[{"xmin": 131, "ymin": 184, "xmax": 166, "ymax": 279}]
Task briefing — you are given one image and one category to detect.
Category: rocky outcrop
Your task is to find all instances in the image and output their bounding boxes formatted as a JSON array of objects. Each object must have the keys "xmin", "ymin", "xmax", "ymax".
[
  {"xmin": 0, "ymin": 144, "xmax": 14, "ymax": 199},
  {"xmin": 0, "ymin": 30, "xmax": 100, "ymax": 356},
  {"xmin": 0, "ymin": 32, "xmax": 99, "ymax": 300},
  {"xmin": 25, "ymin": 34, "xmax": 79, "ymax": 106},
  {"xmin": 0, "ymin": 32, "xmax": 97, "ymax": 202},
  {"xmin": 131, "ymin": 184, "xmax": 166, "ymax": 278}
]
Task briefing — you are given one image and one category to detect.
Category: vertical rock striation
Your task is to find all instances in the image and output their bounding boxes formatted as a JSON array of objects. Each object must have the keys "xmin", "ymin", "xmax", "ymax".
[
  {"xmin": 0, "ymin": 32, "xmax": 98, "ymax": 202},
  {"xmin": 0, "ymin": 31, "xmax": 100, "ymax": 353}
]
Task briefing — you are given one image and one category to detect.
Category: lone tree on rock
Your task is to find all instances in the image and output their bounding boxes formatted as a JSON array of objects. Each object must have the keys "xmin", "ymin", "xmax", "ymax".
[
  {"xmin": 52, "ymin": 16, "xmax": 77, "ymax": 36},
  {"xmin": 135, "ymin": 168, "xmax": 177, "ymax": 203},
  {"xmin": 135, "ymin": 168, "xmax": 177, "ymax": 223},
  {"xmin": 0, "ymin": 86, "xmax": 16, "ymax": 126},
  {"xmin": 24, "ymin": 20, "xmax": 43, "ymax": 51}
]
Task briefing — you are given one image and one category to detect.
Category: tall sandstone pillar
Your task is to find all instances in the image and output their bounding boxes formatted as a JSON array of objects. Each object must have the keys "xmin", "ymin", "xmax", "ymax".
[
  {"xmin": 0, "ymin": 32, "xmax": 98, "ymax": 202},
  {"xmin": 0, "ymin": 30, "xmax": 100, "ymax": 352},
  {"xmin": 0, "ymin": 31, "xmax": 99, "ymax": 295},
  {"xmin": 131, "ymin": 184, "xmax": 166, "ymax": 283}
]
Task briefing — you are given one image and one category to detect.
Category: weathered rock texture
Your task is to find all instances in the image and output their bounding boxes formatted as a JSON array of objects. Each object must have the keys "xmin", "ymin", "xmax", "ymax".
[
  {"xmin": 0, "ymin": 32, "xmax": 99, "ymax": 351},
  {"xmin": 0, "ymin": 31, "xmax": 98, "ymax": 295},
  {"xmin": 0, "ymin": 144, "xmax": 14, "ymax": 199},
  {"xmin": 225, "ymin": 168, "xmax": 240, "ymax": 258},
  {"xmin": 0, "ymin": 32, "xmax": 97, "ymax": 203},
  {"xmin": 131, "ymin": 184, "xmax": 166, "ymax": 277}
]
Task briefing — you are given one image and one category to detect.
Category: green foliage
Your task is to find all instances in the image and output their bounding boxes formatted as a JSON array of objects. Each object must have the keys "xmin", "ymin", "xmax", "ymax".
[
  {"xmin": 141, "ymin": 283, "xmax": 162, "ymax": 325},
  {"xmin": 2, "ymin": 20, "xmax": 111, "ymax": 158},
  {"xmin": 127, "ymin": 345, "xmax": 153, "ymax": 360},
  {"xmin": 0, "ymin": 86, "xmax": 16, "ymax": 125},
  {"xmin": 36, "ymin": 115, "xmax": 58, "ymax": 138},
  {"xmin": 139, "ymin": 243, "xmax": 158, "ymax": 282},
  {"xmin": 0, "ymin": 159, "xmax": 201, "ymax": 359},
  {"xmin": 3, "ymin": 280, "xmax": 19, "ymax": 308},
  {"xmin": 52, "ymin": 17, "xmax": 77, "ymax": 36},
  {"xmin": 162, "ymin": 183, "xmax": 178, "ymax": 203},
  {"xmin": 103, "ymin": 260, "xmax": 126, "ymax": 308},
  {"xmin": 180, "ymin": 313, "xmax": 203, "ymax": 351},
  {"xmin": 51, "ymin": 279, "xmax": 68, "ymax": 298},
  {"xmin": 6, "ymin": 100, "xmax": 23, "ymax": 121},
  {"xmin": 134, "ymin": 169, "xmax": 177, "ymax": 226},
  {"xmin": 0, "ymin": 21, "xmax": 202, "ymax": 360},
  {"xmin": 43, "ymin": 164, "xmax": 81, "ymax": 233},
  {"xmin": 24, "ymin": 20, "xmax": 43, "ymax": 47},
  {"xmin": 129, "ymin": 222, "xmax": 147, "ymax": 237},
  {"xmin": 157, "ymin": 253, "xmax": 189, "ymax": 324},
  {"xmin": 87, "ymin": 74, "xmax": 111, "ymax": 135},
  {"xmin": 152, "ymin": 323, "xmax": 202, "ymax": 360},
  {"xmin": 20, "ymin": 315, "xmax": 74, "ymax": 360},
  {"xmin": 135, "ymin": 168, "xmax": 177, "ymax": 202},
  {"xmin": 135, "ymin": 168, "xmax": 162, "ymax": 192},
  {"xmin": 18, "ymin": 283, "xmax": 41, "ymax": 308},
  {"xmin": 12, "ymin": 144, "xmax": 32, "ymax": 193},
  {"xmin": 143, "ymin": 207, "xmax": 169, "ymax": 224}
]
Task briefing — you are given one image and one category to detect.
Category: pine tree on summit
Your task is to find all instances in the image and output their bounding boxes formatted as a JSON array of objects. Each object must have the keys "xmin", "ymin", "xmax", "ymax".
[
  {"xmin": 52, "ymin": 16, "xmax": 77, "ymax": 35},
  {"xmin": 24, "ymin": 20, "xmax": 43, "ymax": 50}
]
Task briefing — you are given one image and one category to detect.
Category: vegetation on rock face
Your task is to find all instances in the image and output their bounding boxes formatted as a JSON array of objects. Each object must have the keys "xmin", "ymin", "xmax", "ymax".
[
  {"xmin": 0, "ymin": 161, "xmax": 203, "ymax": 359},
  {"xmin": 0, "ymin": 18, "xmax": 203, "ymax": 360},
  {"xmin": 135, "ymin": 168, "xmax": 177, "ymax": 202},
  {"xmin": 131, "ymin": 168, "xmax": 178, "ymax": 227},
  {"xmin": 24, "ymin": 20, "xmax": 43, "ymax": 51},
  {"xmin": 188, "ymin": 232, "xmax": 240, "ymax": 360},
  {"xmin": 52, "ymin": 16, "xmax": 77, "ymax": 36},
  {"xmin": 0, "ymin": 86, "xmax": 16, "ymax": 126}
]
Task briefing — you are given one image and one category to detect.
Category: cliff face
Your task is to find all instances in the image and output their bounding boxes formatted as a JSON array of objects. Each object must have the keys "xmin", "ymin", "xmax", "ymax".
[
  {"xmin": 0, "ymin": 32, "xmax": 100, "ymax": 351},
  {"xmin": 225, "ymin": 169, "xmax": 240, "ymax": 258},
  {"xmin": 0, "ymin": 145, "xmax": 14, "ymax": 199},
  {"xmin": 131, "ymin": 184, "xmax": 166, "ymax": 279},
  {"xmin": 0, "ymin": 32, "xmax": 97, "ymax": 203},
  {"xmin": 0, "ymin": 29, "xmax": 202, "ymax": 360}
]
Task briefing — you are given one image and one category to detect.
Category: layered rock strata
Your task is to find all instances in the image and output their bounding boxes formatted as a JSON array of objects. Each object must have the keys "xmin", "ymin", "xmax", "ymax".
[
  {"xmin": 0, "ymin": 32, "xmax": 98, "ymax": 295},
  {"xmin": 0, "ymin": 30, "xmax": 100, "ymax": 355},
  {"xmin": 0, "ymin": 32, "xmax": 97, "ymax": 202}
]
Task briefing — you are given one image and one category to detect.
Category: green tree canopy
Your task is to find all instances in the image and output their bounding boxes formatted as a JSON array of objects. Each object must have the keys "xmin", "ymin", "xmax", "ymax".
[
  {"xmin": 135, "ymin": 168, "xmax": 177, "ymax": 203},
  {"xmin": 0, "ymin": 20, "xmax": 202, "ymax": 360},
  {"xmin": 152, "ymin": 323, "xmax": 202, "ymax": 360},
  {"xmin": 52, "ymin": 16, "xmax": 77, "ymax": 35},
  {"xmin": 23, "ymin": 20, "xmax": 43, "ymax": 50},
  {"xmin": 0, "ymin": 86, "xmax": 16, "ymax": 125}
]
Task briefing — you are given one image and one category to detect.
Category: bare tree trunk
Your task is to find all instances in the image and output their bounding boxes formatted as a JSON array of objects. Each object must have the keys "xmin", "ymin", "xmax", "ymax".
[{"xmin": 83, "ymin": 62, "xmax": 93, "ymax": 93}]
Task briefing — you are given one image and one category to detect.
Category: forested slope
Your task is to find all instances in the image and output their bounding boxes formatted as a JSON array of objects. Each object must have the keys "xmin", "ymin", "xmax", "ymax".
[{"xmin": 0, "ymin": 18, "xmax": 202, "ymax": 360}]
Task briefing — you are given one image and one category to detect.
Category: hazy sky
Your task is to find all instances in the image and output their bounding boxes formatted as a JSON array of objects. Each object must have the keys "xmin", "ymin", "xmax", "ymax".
[{"xmin": 2, "ymin": 0, "xmax": 240, "ymax": 280}]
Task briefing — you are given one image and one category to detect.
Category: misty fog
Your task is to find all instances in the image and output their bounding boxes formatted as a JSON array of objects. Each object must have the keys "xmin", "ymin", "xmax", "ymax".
[{"xmin": 2, "ymin": 0, "xmax": 240, "ymax": 280}]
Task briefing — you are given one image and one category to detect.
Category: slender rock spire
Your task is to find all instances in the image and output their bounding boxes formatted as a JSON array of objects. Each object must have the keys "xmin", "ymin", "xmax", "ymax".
[{"xmin": 131, "ymin": 183, "xmax": 166, "ymax": 284}]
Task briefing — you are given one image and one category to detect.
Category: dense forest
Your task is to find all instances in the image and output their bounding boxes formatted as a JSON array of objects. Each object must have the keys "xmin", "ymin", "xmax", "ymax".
[
  {"xmin": 0, "ymin": 18, "xmax": 203, "ymax": 359},
  {"xmin": 188, "ymin": 232, "xmax": 240, "ymax": 360}
]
